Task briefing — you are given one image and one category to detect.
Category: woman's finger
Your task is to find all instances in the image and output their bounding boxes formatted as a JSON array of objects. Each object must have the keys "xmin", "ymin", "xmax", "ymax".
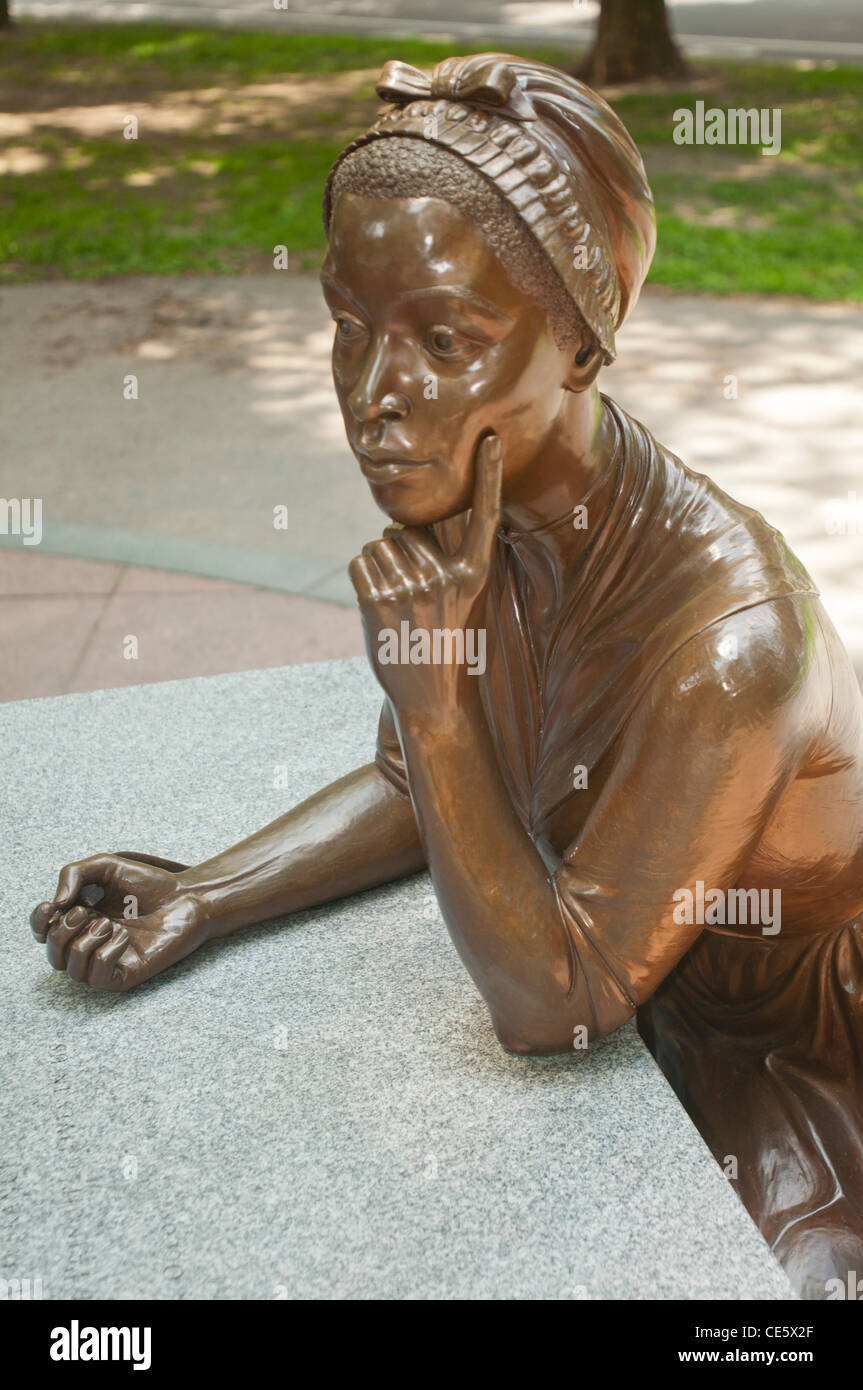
[
  {"xmin": 89, "ymin": 927, "xmax": 133, "ymax": 992},
  {"xmin": 365, "ymin": 537, "xmax": 414, "ymax": 589},
  {"xmin": 462, "ymin": 435, "xmax": 503, "ymax": 571},
  {"xmin": 385, "ymin": 526, "xmax": 447, "ymax": 582},
  {"xmin": 45, "ymin": 905, "xmax": 95, "ymax": 971},
  {"xmin": 54, "ymin": 854, "xmax": 117, "ymax": 911},
  {"xmin": 30, "ymin": 901, "xmax": 59, "ymax": 943},
  {"xmin": 348, "ymin": 552, "xmax": 385, "ymax": 602},
  {"xmin": 66, "ymin": 916, "xmax": 115, "ymax": 983}
]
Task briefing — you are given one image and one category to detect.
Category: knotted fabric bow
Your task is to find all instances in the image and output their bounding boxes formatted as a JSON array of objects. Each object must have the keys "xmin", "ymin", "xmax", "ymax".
[{"xmin": 376, "ymin": 56, "xmax": 537, "ymax": 123}]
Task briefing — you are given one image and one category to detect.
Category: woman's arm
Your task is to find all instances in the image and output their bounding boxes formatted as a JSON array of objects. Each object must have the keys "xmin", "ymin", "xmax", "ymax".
[
  {"xmin": 350, "ymin": 444, "xmax": 818, "ymax": 1054},
  {"xmin": 31, "ymin": 761, "xmax": 425, "ymax": 989},
  {"xmin": 393, "ymin": 599, "xmax": 818, "ymax": 1054},
  {"xmin": 177, "ymin": 760, "xmax": 425, "ymax": 937}
]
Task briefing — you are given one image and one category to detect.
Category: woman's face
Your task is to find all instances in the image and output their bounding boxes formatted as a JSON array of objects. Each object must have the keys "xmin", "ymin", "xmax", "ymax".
[{"xmin": 321, "ymin": 191, "xmax": 577, "ymax": 526}]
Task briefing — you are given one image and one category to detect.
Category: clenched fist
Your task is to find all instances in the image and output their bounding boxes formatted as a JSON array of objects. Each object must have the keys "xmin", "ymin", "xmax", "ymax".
[{"xmin": 30, "ymin": 851, "xmax": 209, "ymax": 992}]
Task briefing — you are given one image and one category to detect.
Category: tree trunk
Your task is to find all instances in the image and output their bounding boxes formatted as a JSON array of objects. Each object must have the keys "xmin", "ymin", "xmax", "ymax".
[
  {"xmin": 0, "ymin": 0, "xmax": 13, "ymax": 30},
  {"xmin": 579, "ymin": 0, "xmax": 689, "ymax": 85}
]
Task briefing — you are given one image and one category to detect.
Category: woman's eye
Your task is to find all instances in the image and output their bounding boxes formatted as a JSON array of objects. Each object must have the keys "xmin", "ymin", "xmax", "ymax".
[
  {"xmin": 332, "ymin": 314, "xmax": 366, "ymax": 343},
  {"xmin": 425, "ymin": 325, "xmax": 475, "ymax": 359}
]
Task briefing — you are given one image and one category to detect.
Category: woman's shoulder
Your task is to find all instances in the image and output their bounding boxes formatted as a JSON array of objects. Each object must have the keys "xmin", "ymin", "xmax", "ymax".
[
  {"xmin": 603, "ymin": 395, "xmax": 819, "ymax": 613},
  {"xmin": 648, "ymin": 593, "xmax": 833, "ymax": 749}
]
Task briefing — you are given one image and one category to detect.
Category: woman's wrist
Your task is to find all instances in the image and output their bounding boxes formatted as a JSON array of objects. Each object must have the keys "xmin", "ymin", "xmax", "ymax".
[
  {"xmin": 174, "ymin": 866, "xmax": 278, "ymax": 940},
  {"xmin": 173, "ymin": 871, "xmax": 232, "ymax": 940},
  {"xmin": 395, "ymin": 678, "xmax": 483, "ymax": 744}
]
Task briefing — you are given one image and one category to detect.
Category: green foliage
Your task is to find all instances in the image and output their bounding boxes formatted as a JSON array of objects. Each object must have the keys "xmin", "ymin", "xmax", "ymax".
[{"xmin": 1, "ymin": 24, "xmax": 861, "ymax": 299}]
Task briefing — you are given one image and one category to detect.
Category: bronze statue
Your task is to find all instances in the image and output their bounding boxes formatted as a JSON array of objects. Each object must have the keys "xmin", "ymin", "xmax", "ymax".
[{"xmin": 30, "ymin": 55, "xmax": 863, "ymax": 1301}]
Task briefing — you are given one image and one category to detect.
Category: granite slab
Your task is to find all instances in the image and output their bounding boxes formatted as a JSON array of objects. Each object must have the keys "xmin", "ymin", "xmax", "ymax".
[{"xmin": 0, "ymin": 659, "xmax": 795, "ymax": 1299}]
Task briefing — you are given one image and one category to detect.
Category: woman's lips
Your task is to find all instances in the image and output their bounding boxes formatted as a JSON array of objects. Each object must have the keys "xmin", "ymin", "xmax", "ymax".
[{"xmin": 359, "ymin": 457, "xmax": 433, "ymax": 482}]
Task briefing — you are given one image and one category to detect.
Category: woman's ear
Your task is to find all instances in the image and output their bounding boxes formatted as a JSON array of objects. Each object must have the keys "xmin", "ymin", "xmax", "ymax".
[{"xmin": 563, "ymin": 338, "xmax": 604, "ymax": 392}]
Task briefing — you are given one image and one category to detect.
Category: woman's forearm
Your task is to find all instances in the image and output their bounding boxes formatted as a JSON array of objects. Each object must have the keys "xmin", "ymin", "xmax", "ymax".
[
  {"xmin": 395, "ymin": 681, "xmax": 573, "ymax": 1048},
  {"xmin": 176, "ymin": 762, "xmax": 425, "ymax": 938}
]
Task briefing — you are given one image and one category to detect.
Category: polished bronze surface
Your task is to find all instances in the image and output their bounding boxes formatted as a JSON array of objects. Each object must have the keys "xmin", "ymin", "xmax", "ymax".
[{"xmin": 30, "ymin": 55, "xmax": 863, "ymax": 1300}]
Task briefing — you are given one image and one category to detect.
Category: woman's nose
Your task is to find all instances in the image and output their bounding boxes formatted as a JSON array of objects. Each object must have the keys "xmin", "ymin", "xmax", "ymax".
[
  {"xmin": 356, "ymin": 392, "xmax": 411, "ymax": 449},
  {"xmin": 370, "ymin": 391, "xmax": 411, "ymax": 422},
  {"xmin": 346, "ymin": 337, "xmax": 412, "ymax": 425}
]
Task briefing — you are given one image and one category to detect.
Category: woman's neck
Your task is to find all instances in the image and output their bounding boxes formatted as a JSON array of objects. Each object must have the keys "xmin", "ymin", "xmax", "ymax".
[
  {"xmin": 495, "ymin": 390, "xmax": 621, "ymax": 630},
  {"xmin": 498, "ymin": 387, "xmax": 614, "ymax": 537}
]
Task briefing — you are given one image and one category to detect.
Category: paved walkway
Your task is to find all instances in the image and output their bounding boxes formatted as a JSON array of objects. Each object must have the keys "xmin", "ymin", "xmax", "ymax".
[
  {"xmin": 2, "ymin": 274, "xmax": 861, "ymax": 700},
  {"xmin": 12, "ymin": 0, "xmax": 863, "ymax": 64},
  {"xmin": 0, "ymin": 552, "xmax": 366, "ymax": 701}
]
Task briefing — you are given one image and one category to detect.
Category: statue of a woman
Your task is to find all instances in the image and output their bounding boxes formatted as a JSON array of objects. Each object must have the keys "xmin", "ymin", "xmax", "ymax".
[{"xmin": 30, "ymin": 55, "xmax": 863, "ymax": 1300}]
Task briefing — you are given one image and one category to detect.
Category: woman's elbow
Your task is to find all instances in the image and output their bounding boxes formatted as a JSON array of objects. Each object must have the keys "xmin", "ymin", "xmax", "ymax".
[
  {"xmin": 491, "ymin": 1001, "xmax": 634, "ymax": 1057},
  {"xmin": 491, "ymin": 1008, "xmax": 577, "ymax": 1057}
]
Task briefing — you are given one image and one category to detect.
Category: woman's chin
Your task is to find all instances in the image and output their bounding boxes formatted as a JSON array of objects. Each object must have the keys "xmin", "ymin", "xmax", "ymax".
[{"xmin": 371, "ymin": 489, "xmax": 466, "ymax": 529}]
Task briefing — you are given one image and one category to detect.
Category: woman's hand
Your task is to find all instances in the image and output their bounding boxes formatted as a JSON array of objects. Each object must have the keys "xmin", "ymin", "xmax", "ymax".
[
  {"xmin": 30, "ymin": 852, "xmax": 209, "ymax": 991},
  {"xmin": 349, "ymin": 434, "xmax": 503, "ymax": 717}
]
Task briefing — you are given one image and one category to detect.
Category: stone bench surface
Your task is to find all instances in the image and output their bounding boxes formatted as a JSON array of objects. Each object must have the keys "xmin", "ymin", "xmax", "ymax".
[{"xmin": 0, "ymin": 659, "xmax": 795, "ymax": 1299}]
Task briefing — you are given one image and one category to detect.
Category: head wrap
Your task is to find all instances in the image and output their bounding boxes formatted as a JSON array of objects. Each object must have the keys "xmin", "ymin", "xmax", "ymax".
[{"xmin": 323, "ymin": 53, "xmax": 657, "ymax": 362}]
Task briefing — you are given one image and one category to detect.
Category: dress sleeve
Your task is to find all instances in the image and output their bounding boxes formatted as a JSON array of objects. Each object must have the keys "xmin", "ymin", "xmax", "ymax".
[
  {"xmin": 549, "ymin": 599, "xmax": 816, "ymax": 1038},
  {"xmin": 374, "ymin": 695, "xmax": 411, "ymax": 797}
]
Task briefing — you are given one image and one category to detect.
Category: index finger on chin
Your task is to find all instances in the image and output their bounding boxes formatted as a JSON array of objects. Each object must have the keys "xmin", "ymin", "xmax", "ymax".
[{"xmin": 463, "ymin": 435, "xmax": 503, "ymax": 567}]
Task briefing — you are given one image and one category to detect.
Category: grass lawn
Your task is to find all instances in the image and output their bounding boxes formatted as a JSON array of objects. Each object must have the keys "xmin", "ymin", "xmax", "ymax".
[{"xmin": 1, "ymin": 22, "xmax": 861, "ymax": 299}]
